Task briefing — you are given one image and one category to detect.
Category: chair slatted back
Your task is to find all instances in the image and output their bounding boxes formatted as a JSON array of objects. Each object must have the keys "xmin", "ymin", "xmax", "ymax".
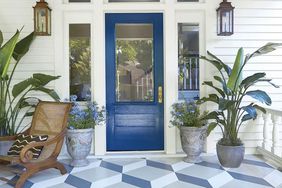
[{"xmin": 29, "ymin": 101, "xmax": 72, "ymax": 160}]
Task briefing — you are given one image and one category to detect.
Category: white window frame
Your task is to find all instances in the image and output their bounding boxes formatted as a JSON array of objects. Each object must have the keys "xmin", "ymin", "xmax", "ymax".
[{"xmin": 175, "ymin": 10, "xmax": 206, "ymax": 152}]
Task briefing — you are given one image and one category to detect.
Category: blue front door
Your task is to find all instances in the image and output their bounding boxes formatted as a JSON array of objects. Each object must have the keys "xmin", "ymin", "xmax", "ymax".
[{"xmin": 106, "ymin": 13, "xmax": 164, "ymax": 151}]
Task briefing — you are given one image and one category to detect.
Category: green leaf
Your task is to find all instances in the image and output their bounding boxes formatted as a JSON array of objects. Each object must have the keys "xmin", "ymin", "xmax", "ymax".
[
  {"xmin": 218, "ymin": 98, "xmax": 236, "ymax": 111},
  {"xmin": 207, "ymin": 51, "xmax": 232, "ymax": 75},
  {"xmin": 242, "ymin": 114, "xmax": 253, "ymax": 122},
  {"xmin": 0, "ymin": 30, "xmax": 20, "ymax": 78},
  {"xmin": 214, "ymin": 76, "xmax": 229, "ymax": 94},
  {"xmin": 246, "ymin": 90, "xmax": 272, "ymax": 105},
  {"xmin": 32, "ymin": 87, "xmax": 60, "ymax": 101},
  {"xmin": 18, "ymin": 99, "xmax": 29, "ymax": 108},
  {"xmin": 203, "ymin": 111, "xmax": 220, "ymax": 120},
  {"xmin": 12, "ymin": 78, "xmax": 38, "ymax": 98},
  {"xmin": 253, "ymin": 104, "xmax": 266, "ymax": 114},
  {"xmin": 249, "ymin": 43, "xmax": 282, "ymax": 59},
  {"xmin": 241, "ymin": 105, "xmax": 257, "ymax": 120},
  {"xmin": 207, "ymin": 122, "xmax": 217, "ymax": 136},
  {"xmin": 12, "ymin": 73, "xmax": 60, "ymax": 99},
  {"xmin": 227, "ymin": 48, "xmax": 244, "ymax": 91},
  {"xmin": 12, "ymin": 32, "xmax": 35, "ymax": 62},
  {"xmin": 197, "ymin": 94, "xmax": 219, "ymax": 104},
  {"xmin": 256, "ymin": 79, "xmax": 279, "ymax": 88},
  {"xmin": 33, "ymin": 73, "xmax": 60, "ymax": 86},
  {"xmin": 203, "ymin": 81, "xmax": 225, "ymax": 97},
  {"xmin": 25, "ymin": 111, "xmax": 34, "ymax": 117},
  {"xmin": 0, "ymin": 30, "xmax": 3, "ymax": 47},
  {"xmin": 200, "ymin": 56, "xmax": 223, "ymax": 71},
  {"xmin": 241, "ymin": 73, "xmax": 266, "ymax": 89}
]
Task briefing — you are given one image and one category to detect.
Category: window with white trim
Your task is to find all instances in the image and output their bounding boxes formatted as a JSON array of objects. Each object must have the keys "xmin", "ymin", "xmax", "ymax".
[
  {"xmin": 178, "ymin": 23, "xmax": 200, "ymax": 101},
  {"xmin": 69, "ymin": 24, "xmax": 91, "ymax": 101}
]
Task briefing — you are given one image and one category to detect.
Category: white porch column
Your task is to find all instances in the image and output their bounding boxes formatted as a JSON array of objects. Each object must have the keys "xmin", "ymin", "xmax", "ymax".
[
  {"xmin": 94, "ymin": 0, "xmax": 106, "ymax": 155},
  {"xmin": 271, "ymin": 114, "xmax": 281, "ymax": 156},
  {"xmin": 164, "ymin": 0, "xmax": 177, "ymax": 154},
  {"xmin": 262, "ymin": 113, "xmax": 272, "ymax": 151}
]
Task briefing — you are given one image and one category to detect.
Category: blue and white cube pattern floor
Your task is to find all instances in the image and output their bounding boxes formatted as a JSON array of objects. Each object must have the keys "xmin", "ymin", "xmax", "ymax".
[{"xmin": 0, "ymin": 155, "xmax": 282, "ymax": 188}]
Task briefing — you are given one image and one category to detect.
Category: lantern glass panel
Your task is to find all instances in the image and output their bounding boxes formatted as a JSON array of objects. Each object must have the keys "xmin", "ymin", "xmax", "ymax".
[
  {"xmin": 35, "ymin": 8, "xmax": 47, "ymax": 33},
  {"xmin": 229, "ymin": 10, "xmax": 233, "ymax": 33},
  {"xmin": 217, "ymin": 11, "xmax": 221, "ymax": 35},
  {"xmin": 47, "ymin": 9, "xmax": 51, "ymax": 34},
  {"xmin": 222, "ymin": 11, "xmax": 230, "ymax": 33}
]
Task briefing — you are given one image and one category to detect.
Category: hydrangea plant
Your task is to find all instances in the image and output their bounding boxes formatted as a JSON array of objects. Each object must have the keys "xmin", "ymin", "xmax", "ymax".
[
  {"xmin": 170, "ymin": 101, "xmax": 207, "ymax": 128},
  {"xmin": 68, "ymin": 95, "xmax": 105, "ymax": 129}
]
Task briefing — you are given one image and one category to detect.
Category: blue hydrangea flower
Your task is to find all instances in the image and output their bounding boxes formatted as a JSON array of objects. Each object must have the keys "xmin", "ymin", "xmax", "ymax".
[{"xmin": 67, "ymin": 94, "xmax": 105, "ymax": 129}]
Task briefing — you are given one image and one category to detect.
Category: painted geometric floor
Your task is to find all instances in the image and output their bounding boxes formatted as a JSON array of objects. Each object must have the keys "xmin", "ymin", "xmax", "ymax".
[{"xmin": 0, "ymin": 155, "xmax": 282, "ymax": 188}]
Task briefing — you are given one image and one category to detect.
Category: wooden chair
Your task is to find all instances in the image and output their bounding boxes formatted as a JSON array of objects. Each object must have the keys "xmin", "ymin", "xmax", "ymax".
[{"xmin": 0, "ymin": 101, "xmax": 72, "ymax": 188}]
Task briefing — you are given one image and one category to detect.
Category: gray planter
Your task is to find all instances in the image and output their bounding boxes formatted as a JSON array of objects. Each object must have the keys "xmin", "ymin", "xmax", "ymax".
[
  {"xmin": 216, "ymin": 142, "xmax": 245, "ymax": 168},
  {"xmin": 66, "ymin": 128, "xmax": 93, "ymax": 167},
  {"xmin": 0, "ymin": 140, "xmax": 14, "ymax": 155},
  {"xmin": 180, "ymin": 125, "xmax": 207, "ymax": 163}
]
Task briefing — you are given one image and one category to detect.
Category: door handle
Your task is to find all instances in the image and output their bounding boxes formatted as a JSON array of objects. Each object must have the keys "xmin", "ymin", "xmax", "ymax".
[{"xmin": 158, "ymin": 86, "xmax": 163, "ymax": 104}]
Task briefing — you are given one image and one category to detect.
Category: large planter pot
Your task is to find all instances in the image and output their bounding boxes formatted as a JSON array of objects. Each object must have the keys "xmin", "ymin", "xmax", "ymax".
[
  {"xmin": 0, "ymin": 140, "xmax": 14, "ymax": 155},
  {"xmin": 216, "ymin": 142, "xmax": 245, "ymax": 168},
  {"xmin": 66, "ymin": 128, "xmax": 93, "ymax": 167},
  {"xmin": 180, "ymin": 125, "xmax": 207, "ymax": 163}
]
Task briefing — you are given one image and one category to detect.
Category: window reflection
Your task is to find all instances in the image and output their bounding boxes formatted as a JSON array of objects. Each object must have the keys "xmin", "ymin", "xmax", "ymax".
[
  {"xmin": 69, "ymin": 24, "xmax": 91, "ymax": 101},
  {"xmin": 115, "ymin": 24, "xmax": 154, "ymax": 102},
  {"xmin": 178, "ymin": 23, "xmax": 200, "ymax": 101}
]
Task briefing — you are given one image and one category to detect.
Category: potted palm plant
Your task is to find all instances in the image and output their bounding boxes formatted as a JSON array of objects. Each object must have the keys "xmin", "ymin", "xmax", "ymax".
[
  {"xmin": 199, "ymin": 43, "xmax": 281, "ymax": 168},
  {"xmin": 0, "ymin": 29, "xmax": 60, "ymax": 154},
  {"xmin": 66, "ymin": 95, "xmax": 105, "ymax": 167},
  {"xmin": 170, "ymin": 101, "xmax": 208, "ymax": 163}
]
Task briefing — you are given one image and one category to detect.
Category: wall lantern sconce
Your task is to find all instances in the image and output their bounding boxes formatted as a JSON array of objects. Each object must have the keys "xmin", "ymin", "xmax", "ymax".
[
  {"xmin": 33, "ymin": 0, "xmax": 51, "ymax": 36},
  {"xmin": 217, "ymin": 0, "xmax": 234, "ymax": 36}
]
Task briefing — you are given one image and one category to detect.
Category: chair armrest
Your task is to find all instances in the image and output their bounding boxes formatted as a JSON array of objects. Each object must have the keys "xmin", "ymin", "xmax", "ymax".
[
  {"xmin": 19, "ymin": 129, "xmax": 66, "ymax": 163},
  {"xmin": 0, "ymin": 135, "xmax": 17, "ymax": 141}
]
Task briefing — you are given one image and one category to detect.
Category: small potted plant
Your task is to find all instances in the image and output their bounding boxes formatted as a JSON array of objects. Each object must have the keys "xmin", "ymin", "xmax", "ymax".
[
  {"xmin": 170, "ymin": 101, "xmax": 208, "ymax": 163},
  {"xmin": 199, "ymin": 43, "xmax": 280, "ymax": 168},
  {"xmin": 66, "ymin": 95, "xmax": 105, "ymax": 167}
]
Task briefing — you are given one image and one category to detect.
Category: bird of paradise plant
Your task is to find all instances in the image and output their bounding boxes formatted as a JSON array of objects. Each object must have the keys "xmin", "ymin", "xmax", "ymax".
[
  {"xmin": 198, "ymin": 43, "xmax": 281, "ymax": 146},
  {"xmin": 0, "ymin": 29, "xmax": 60, "ymax": 136}
]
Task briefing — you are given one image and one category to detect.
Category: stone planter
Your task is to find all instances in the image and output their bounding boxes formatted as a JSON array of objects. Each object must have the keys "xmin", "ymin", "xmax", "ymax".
[
  {"xmin": 180, "ymin": 125, "xmax": 207, "ymax": 163},
  {"xmin": 0, "ymin": 140, "xmax": 14, "ymax": 155},
  {"xmin": 66, "ymin": 128, "xmax": 93, "ymax": 167},
  {"xmin": 216, "ymin": 142, "xmax": 245, "ymax": 168}
]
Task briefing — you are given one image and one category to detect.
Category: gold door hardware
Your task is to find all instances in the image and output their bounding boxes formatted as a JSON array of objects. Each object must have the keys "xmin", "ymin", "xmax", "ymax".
[{"xmin": 158, "ymin": 86, "xmax": 163, "ymax": 104}]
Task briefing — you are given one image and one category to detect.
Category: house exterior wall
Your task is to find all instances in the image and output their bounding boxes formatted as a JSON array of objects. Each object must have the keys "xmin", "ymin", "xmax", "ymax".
[{"xmin": 1, "ymin": 0, "xmax": 282, "ymax": 155}]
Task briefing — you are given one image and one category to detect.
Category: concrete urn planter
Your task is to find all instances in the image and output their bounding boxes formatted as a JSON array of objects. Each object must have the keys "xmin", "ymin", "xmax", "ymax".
[
  {"xmin": 180, "ymin": 125, "xmax": 207, "ymax": 163},
  {"xmin": 66, "ymin": 128, "xmax": 94, "ymax": 167},
  {"xmin": 0, "ymin": 140, "xmax": 14, "ymax": 155},
  {"xmin": 216, "ymin": 143, "xmax": 245, "ymax": 168}
]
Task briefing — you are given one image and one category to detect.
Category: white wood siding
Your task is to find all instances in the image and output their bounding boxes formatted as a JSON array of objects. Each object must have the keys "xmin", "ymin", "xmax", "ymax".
[
  {"xmin": 1, "ymin": 0, "xmax": 282, "ymax": 155},
  {"xmin": 0, "ymin": 0, "xmax": 55, "ymax": 97},
  {"xmin": 205, "ymin": 0, "xmax": 282, "ymax": 154}
]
